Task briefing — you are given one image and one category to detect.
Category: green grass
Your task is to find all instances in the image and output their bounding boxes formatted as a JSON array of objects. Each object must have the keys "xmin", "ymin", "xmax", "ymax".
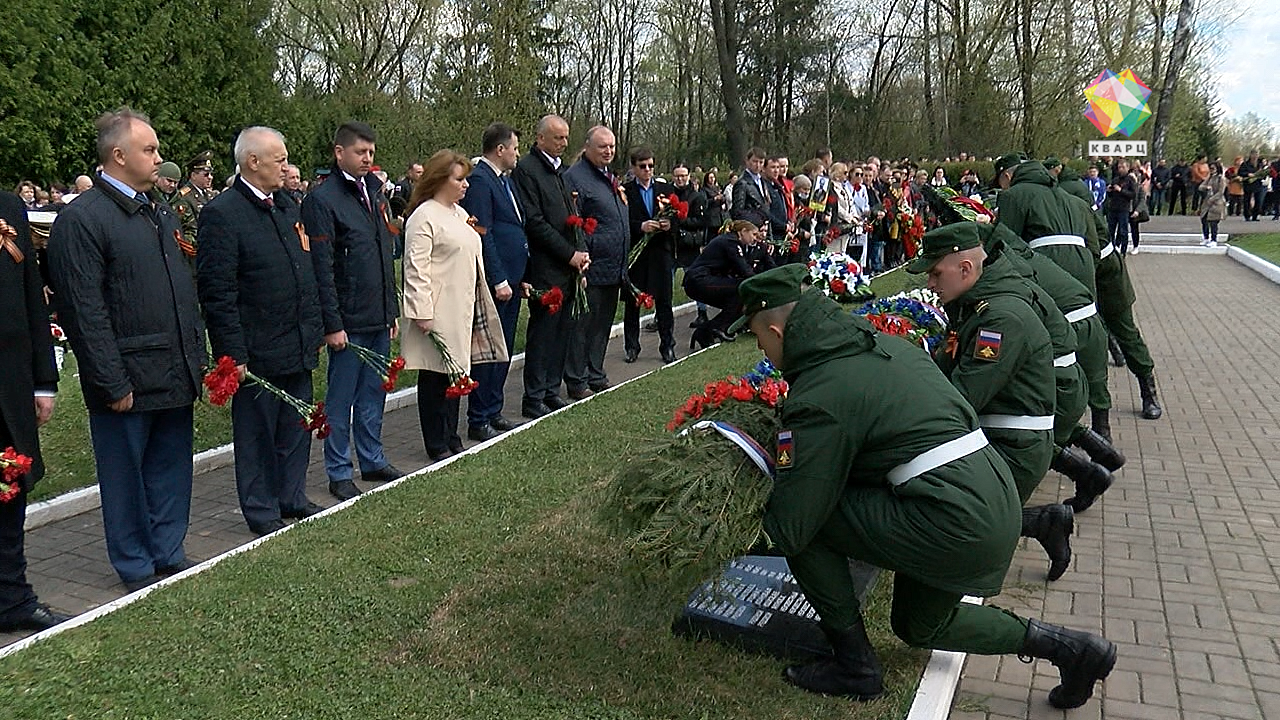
[
  {"xmin": 1231, "ymin": 233, "xmax": 1280, "ymax": 265},
  {"xmin": 1, "ymin": 340, "xmax": 928, "ymax": 719}
]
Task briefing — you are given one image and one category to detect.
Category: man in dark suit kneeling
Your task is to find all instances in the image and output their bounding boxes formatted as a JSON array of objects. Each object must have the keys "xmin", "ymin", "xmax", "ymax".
[{"xmin": 196, "ymin": 126, "xmax": 326, "ymax": 537}]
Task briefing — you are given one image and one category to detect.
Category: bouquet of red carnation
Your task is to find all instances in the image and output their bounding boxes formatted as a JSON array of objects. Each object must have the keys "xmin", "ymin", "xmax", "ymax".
[
  {"xmin": 427, "ymin": 331, "xmax": 479, "ymax": 399},
  {"xmin": 203, "ymin": 355, "xmax": 331, "ymax": 439},
  {"xmin": 626, "ymin": 193, "xmax": 689, "ymax": 270},
  {"xmin": 348, "ymin": 342, "xmax": 408, "ymax": 392},
  {"xmin": 625, "ymin": 277, "xmax": 655, "ymax": 310},
  {"xmin": 530, "ymin": 286, "xmax": 564, "ymax": 314},
  {"xmin": 566, "ymin": 193, "xmax": 595, "ymax": 319},
  {"xmin": 0, "ymin": 446, "xmax": 34, "ymax": 503}
]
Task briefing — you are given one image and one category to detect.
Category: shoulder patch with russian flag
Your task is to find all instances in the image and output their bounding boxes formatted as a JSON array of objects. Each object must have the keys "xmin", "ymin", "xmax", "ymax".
[
  {"xmin": 974, "ymin": 328, "xmax": 1003, "ymax": 361},
  {"xmin": 776, "ymin": 430, "xmax": 794, "ymax": 469}
]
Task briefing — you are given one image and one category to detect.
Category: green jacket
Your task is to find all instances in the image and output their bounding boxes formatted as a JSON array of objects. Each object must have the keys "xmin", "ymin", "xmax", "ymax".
[
  {"xmin": 763, "ymin": 289, "xmax": 1020, "ymax": 596},
  {"xmin": 1057, "ymin": 167, "xmax": 1108, "ymax": 255},
  {"xmin": 1056, "ymin": 169, "xmax": 1136, "ymax": 307},
  {"xmin": 989, "ymin": 225, "xmax": 1093, "ymax": 313},
  {"xmin": 997, "ymin": 162, "xmax": 1096, "ymax": 295}
]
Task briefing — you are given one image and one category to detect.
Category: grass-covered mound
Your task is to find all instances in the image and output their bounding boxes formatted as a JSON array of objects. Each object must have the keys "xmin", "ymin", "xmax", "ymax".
[{"xmin": 1, "ymin": 338, "xmax": 928, "ymax": 719}]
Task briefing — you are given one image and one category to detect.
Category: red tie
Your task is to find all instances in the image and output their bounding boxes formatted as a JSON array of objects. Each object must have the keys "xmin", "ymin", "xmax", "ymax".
[{"xmin": 264, "ymin": 196, "xmax": 274, "ymax": 209}]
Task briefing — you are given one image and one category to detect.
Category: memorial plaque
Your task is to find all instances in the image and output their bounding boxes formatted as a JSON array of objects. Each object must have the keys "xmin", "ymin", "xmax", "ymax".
[{"xmin": 672, "ymin": 555, "xmax": 879, "ymax": 662}]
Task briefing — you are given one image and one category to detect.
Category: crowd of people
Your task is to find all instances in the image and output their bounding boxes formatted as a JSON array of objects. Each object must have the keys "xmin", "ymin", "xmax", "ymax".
[{"xmin": 2, "ymin": 106, "xmax": 1183, "ymax": 712}]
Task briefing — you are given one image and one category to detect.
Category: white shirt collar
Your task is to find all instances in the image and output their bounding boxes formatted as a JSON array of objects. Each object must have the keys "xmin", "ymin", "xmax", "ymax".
[
  {"xmin": 538, "ymin": 149, "xmax": 561, "ymax": 170},
  {"xmin": 239, "ymin": 176, "xmax": 271, "ymax": 201},
  {"xmin": 481, "ymin": 156, "xmax": 508, "ymax": 177}
]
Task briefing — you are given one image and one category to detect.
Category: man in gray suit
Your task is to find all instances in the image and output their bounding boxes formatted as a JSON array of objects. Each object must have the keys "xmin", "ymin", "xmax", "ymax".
[{"xmin": 731, "ymin": 147, "xmax": 770, "ymax": 229}]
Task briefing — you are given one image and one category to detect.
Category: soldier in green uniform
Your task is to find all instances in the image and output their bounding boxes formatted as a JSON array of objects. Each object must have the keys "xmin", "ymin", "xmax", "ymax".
[
  {"xmin": 170, "ymin": 151, "xmax": 219, "ymax": 266},
  {"xmin": 993, "ymin": 154, "xmax": 1096, "ymax": 296},
  {"xmin": 732, "ymin": 263, "xmax": 1116, "ymax": 709},
  {"xmin": 908, "ymin": 224, "xmax": 1073, "ymax": 581},
  {"xmin": 156, "ymin": 161, "xmax": 182, "ymax": 205},
  {"xmin": 1052, "ymin": 160, "xmax": 1163, "ymax": 422}
]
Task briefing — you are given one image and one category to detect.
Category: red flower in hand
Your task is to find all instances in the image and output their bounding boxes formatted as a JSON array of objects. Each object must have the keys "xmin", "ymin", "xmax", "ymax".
[
  {"xmin": 636, "ymin": 292, "xmax": 655, "ymax": 309},
  {"xmin": 566, "ymin": 215, "xmax": 584, "ymax": 229},
  {"xmin": 1, "ymin": 446, "xmax": 34, "ymax": 482},
  {"xmin": 583, "ymin": 217, "xmax": 598, "ymax": 235},
  {"xmin": 203, "ymin": 355, "xmax": 241, "ymax": 406}
]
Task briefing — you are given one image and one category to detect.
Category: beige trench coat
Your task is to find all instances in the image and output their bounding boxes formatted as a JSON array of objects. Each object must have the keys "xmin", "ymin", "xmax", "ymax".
[{"xmin": 400, "ymin": 199, "xmax": 508, "ymax": 375}]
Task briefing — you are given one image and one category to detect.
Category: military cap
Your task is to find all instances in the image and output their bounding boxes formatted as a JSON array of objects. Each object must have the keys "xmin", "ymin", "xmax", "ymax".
[
  {"xmin": 728, "ymin": 264, "xmax": 812, "ymax": 334},
  {"xmin": 158, "ymin": 161, "xmax": 182, "ymax": 180},
  {"xmin": 993, "ymin": 152, "xmax": 1027, "ymax": 178},
  {"xmin": 906, "ymin": 222, "xmax": 984, "ymax": 274},
  {"xmin": 187, "ymin": 151, "xmax": 215, "ymax": 173},
  {"xmin": 314, "ymin": 167, "xmax": 332, "ymax": 177},
  {"xmin": 1042, "ymin": 156, "xmax": 1062, "ymax": 170}
]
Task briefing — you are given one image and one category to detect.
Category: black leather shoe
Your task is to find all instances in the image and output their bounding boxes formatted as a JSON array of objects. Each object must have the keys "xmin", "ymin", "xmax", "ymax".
[
  {"xmin": 122, "ymin": 574, "xmax": 161, "ymax": 592},
  {"xmin": 661, "ymin": 347, "xmax": 678, "ymax": 364},
  {"xmin": 247, "ymin": 519, "xmax": 287, "ymax": 537},
  {"xmin": 328, "ymin": 479, "xmax": 363, "ymax": 501},
  {"xmin": 281, "ymin": 502, "xmax": 325, "ymax": 519},
  {"xmin": 468, "ymin": 424, "xmax": 502, "ymax": 441},
  {"xmin": 448, "ymin": 439, "xmax": 465, "ymax": 454},
  {"xmin": 428, "ymin": 448, "xmax": 455, "ymax": 462},
  {"xmin": 589, "ymin": 381, "xmax": 611, "ymax": 392},
  {"xmin": 156, "ymin": 558, "xmax": 197, "ymax": 575},
  {"xmin": 711, "ymin": 328, "xmax": 736, "ymax": 343},
  {"xmin": 567, "ymin": 387, "xmax": 594, "ymax": 400},
  {"xmin": 490, "ymin": 415, "xmax": 519, "ymax": 431},
  {"xmin": 0, "ymin": 604, "xmax": 72, "ymax": 632},
  {"xmin": 624, "ymin": 348, "xmax": 639, "ymax": 363},
  {"xmin": 544, "ymin": 395, "xmax": 570, "ymax": 410},
  {"xmin": 362, "ymin": 464, "xmax": 403, "ymax": 484},
  {"xmin": 522, "ymin": 401, "xmax": 554, "ymax": 419}
]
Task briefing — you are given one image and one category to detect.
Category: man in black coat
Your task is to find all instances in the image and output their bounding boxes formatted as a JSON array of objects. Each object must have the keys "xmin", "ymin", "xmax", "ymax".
[
  {"xmin": 197, "ymin": 127, "xmax": 326, "ymax": 537},
  {"xmin": 511, "ymin": 114, "xmax": 588, "ymax": 419},
  {"xmin": 302, "ymin": 121, "xmax": 402, "ymax": 500},
  {"xmin": 0, "ymin": 191, "xmax": 69, "ymax": 632},
  {"xmin": 731, "ymin": 147, "xmax": 770, "ymax": 230},
  {"xmin": 622, "ymin": 147, "xmax": 679, "ymax": 364},
  {"xmin": 48, "ymin": 108, "xmax": 206, "ymax": 592}
]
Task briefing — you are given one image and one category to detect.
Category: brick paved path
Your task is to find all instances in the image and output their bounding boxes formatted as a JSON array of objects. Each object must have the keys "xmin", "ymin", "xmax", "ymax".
[
  {"xmin": 2, "ymin": 313, "xmax": 701, "ymax": 647},
  {"xmin": 955, "ymin": 252, "xmax": 1280, "ymax": 720}
]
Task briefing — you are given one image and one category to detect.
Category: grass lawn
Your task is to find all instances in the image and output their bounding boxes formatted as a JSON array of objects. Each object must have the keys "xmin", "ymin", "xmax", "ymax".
[
  {"xmin": 1232, "ymin": 233, "xmax": 1280, "ymax": 265},
  {"xmin": 2, "ymin": 338, "xmax": 929, "ymax": 719}
]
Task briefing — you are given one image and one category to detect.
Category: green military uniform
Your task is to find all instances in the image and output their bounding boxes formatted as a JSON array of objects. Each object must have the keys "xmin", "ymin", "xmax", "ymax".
[
  {"xmin": 170, "ymin": 151, "xmax": 219, "ymax": 266},
  {"xmin": 994, "ymin": 158, "xmax": 1097, "ymax": 298},
  {"xmin": 738, "ymin": 264, "xmax": 1116, "ymax": 711}
]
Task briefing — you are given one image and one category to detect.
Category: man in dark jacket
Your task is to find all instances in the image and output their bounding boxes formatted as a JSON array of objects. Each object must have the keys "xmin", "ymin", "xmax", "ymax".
[
  {"xmin": 623, "ymin": 147, "xmax": 679, "ymax": 364},
  {"xmin": 1167, "ymin": 159, "xmax": 1189, "ymax": 215},
  {"xmin": 0, "ymin": 191, "xmax": 69, "ymax": 632},
  {"xmin": 563, "ymin": 125, "xmax": 629, "ymax": 398},
  {"xmin": 302, "ymin": 121, "xmax": 402, "ymax": 501},
  {"xmin": 511, "ymin": 115, "xmax": 587, "ymax": 419},
  {"xmin": 461, "ymin": 122, "xmax": 528, "ymax": 440},
  {"xmin": 196, "ymin": 127, "xmax": 325, "ymax": 537},
  {"xmin": 1150, "ymin": 159, "xmax": 1169, "ymax": 215},
  {"xmin": 730, "ymin": 147, "xmax": 770, "ymax": 229},
  {"xmin": 1105, "ymin": 160, "xmax": 1136, "ymax": 253},
  {"xmin": 48, "ymin": 108, "xmax": 206, "ymax": 592}
]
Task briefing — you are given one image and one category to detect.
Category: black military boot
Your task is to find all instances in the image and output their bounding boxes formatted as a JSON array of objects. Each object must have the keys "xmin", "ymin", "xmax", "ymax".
[
  {"xmin": 1107, "ymin": 335, "xmax": 1125, "ymax": 367},
  {"xmin": 1071, "ymin": 426, "xmax": 1125, "ymax": 471},
  {"xmin": 1021, "ymin": 505, "xmax": 1074, "ymax": 581},
  {"xmin": 1052, "ymin": 446, "xmax": 1114, "ymax": 513},
  {"xmin": 689, "ymin": 308, "xmax": 708, "ymax": 328},
  {"xmin": 1090, "ymin": 407, "xmax": 1112, "ymax": 443},
  {"xmin": 1019, "ymin": 618, "xmax": 1117, "ymax": 709},
  {"xmin": 1137, "ymin": 374, "xmax": 1163, "ymax": 420},
  {"xmin": 784, "ymin": 617, "xmax": 884, "ymax": 700}
]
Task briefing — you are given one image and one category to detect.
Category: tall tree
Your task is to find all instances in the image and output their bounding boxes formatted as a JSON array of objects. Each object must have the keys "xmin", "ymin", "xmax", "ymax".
[{"xmin": 1150, "ymin": 0, "xmax": 1194, "ymax": 160}]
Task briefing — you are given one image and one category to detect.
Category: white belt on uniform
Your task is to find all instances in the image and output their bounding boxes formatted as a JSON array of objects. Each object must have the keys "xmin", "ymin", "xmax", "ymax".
[
  {"xmin": 1053, "ymin": 352, "xmax": 1077, "ymax": 368},
  {"xmin": 1063, "ymin": 303, "xmax": 1097, "ymax": 323},
  {"xmin": 886, "ymin": 429, "xmax": 989, "ymax": 487},
  {"xmin": 1099, "ymin": 242, "xmax": 1115, "ymax": 259},
  {"xmin": 978, "ymin": 414, "xmax": 1055, "ymax": 431},
  {"xmin": 1028, "ymin": 234, "xmax": 1086, "ymax": 249}
]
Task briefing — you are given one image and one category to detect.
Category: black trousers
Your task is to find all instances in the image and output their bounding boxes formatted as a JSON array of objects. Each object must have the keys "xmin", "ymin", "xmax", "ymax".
[
  {"xmin": 417, "ymin": 370, "xmax": 462, "ymax": 457},
  {"xmin": 231, "ymin": 370, "xmax": 312, "ymax": 526},
  {"xmin": 623, "ymin": 251, "xmax": 675, "ymax": 355},
  {"xmin": 684, "ymin": 273, "xmax": 743, "ymax": 334},
  {"xmin": 522, "ymin": 278, "xmax": 575, "ymax": 406},
  {"xmin": 0, "ymin": 417, "xmax": 36, "ymax": 620},
  {"xmin": 565, "ymin": 284, "xmax": 620, "ymax": 392},
  {"xmin": 1168, "ymin": 184, "xmax": 1187, "ymax": 214}
]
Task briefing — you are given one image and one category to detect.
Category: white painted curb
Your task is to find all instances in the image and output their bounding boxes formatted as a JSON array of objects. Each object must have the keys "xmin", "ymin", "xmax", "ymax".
[
  {"xmin": 0, "ymin": 339, "xmax": 718, "ymax": 659},
  {"xmin": 905, "ymin": 596, "xmax": 983, "ymax": 720},
  {"xmin": 25, "ymin": 302, "xmax": 698, "ymax": 531},
  {"xmin": 1127, "ymin": 244, "xmax": 1227, "ymax": 255},
  {"xmin": 1227, "ymin": 245, "xmax": 1280, "ymax": 284}
]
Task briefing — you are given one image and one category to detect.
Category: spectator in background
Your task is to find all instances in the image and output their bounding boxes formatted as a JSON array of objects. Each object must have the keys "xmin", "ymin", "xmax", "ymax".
[
  {"xmin": 1149, "ymin": 158, "xmax": 1169, "ymax": 215},
  {"xmin": 1167, "ymin": 159, "xmax": 1189, "ymax": 214},
  {"xmin": 1083, "ymin": 166, "xmax": 1106, "ymax": 209},
  {"xmin": 929, "ymin": 167, "xmax": 948, "ymax": 188},
  {"xmin": 1189, "ymin": 155, "xmax": 1209, "ymax": 213},
  {"xmin": 1239, "ymin": 150, "xmax": 1266, "ymax": 222},
  {"xmin": 1198, "ymin": 162, "xmax": 1227, "ymax": 247},
  {"xmin": 1226, "ymin": 162, "xmax": 1244, "ymax": 217},
  {"xmin": 1126, "ymin": 167, "xmax": 1149, "ymax": 255},
  {"xmin": 959, "ymin": 169, "xmax": 981, "ymax": 197},
  {"xmin": 16, "ymin": 182, "xmax": 39, "ymax": 211},
  {"xmin": 1106, "ymin": 159, "xmax": 1137, "ymax": 256},
  {"xmin": 282, "ymin": 164, "xmax": 304, "ymax": 205}
]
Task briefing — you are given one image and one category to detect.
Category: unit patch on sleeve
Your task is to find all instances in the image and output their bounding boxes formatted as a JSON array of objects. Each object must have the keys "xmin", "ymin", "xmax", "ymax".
[
  {"xmin": 974, "ymin": 328, "xmax": 1003, "ymax": 361},
  {"xmin": 776, "ymin": 430, "xmax": 794, "ymax": 469}
]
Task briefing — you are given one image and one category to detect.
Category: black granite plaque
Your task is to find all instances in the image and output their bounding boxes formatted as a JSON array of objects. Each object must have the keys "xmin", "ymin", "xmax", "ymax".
[{"xmin": 671, "ymin": 556, "xmax": 879, "ymax": 662}]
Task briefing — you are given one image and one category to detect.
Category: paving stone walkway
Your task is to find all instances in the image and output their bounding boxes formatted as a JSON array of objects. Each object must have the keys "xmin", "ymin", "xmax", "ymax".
[
  {"xmin": 2, "ymin": 311, "xmax": 702, "ymax": 647},
  {"xmin": 955, "ymin": 250, "xmax": 1280, "ymax": 720}
]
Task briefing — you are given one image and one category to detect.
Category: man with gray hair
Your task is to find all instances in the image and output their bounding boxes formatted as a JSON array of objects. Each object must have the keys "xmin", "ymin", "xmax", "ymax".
[
  {"xmin": 196, "ymin": 127, "xmax": 326, "ymax": 536},
  {"xmin": 48, "ymin": 107, "xmax": 205, "ymax": 591}
]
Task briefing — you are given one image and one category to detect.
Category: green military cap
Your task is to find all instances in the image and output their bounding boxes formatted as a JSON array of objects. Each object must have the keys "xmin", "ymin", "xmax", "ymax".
[
  {"xmin": 728, "ymin": 263, "xmax": 811, "ymax": 334},
  {"xmin": 314, "ymin": 167, "xmax": 332, "ymax": 177},
  {"xmin": 993, "ymin": 152, "xmax": 1027, "ymax": 178},
  {"xmin": 158, "ymin": 161, "xmax": 182, "ymax": 180},
  {"xmin": 906, "ymin": 222, "xmax": 984, "ymax": 274},
  {"xmin": 187, "ymin": 151, "xmax": 215, "ymax": 172},
  {"xmin": 1042, "ymin": 156, "xmax": 1062, "ymax": 170}
]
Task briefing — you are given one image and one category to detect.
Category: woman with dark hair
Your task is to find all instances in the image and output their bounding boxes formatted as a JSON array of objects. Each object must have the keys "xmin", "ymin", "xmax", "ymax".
[
  {"xmin": 1198, "ymin": 161, "xmax": 1227, "ymax": 248},
  {"xmin": 683, "ymin": 220, "xmax": 775, "ymax": 349},
  {"xmin": 400, "ymin": 150, "xmax": 507, "ymax": 461},
  {"xmin": 700, "ymin": 170, "xmax": 725, "ymax": 239}
]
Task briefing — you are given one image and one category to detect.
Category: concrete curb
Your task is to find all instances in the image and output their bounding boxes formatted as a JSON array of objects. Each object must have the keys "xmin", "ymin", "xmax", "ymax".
[
  {"xmin": 905, "ymin": 596, "xmax": 983, "ymax": 720},
  {"xmin": 24, "ymin": 302, "xmax": 698, "ymax": 531},
  {"xmin": 0, "ymin": 336, "xmax": 714, "ymax": 660},
  {"xmin": 1127, "ymin": 244, "xmax": 1228, "ymax": 255},
  {"xmin": 1227, "ymin": 245, "xmax": 1280, "ymax": 284}
]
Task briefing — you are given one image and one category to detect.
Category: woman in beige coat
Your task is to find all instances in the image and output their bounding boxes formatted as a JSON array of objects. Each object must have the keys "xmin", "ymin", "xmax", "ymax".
[
  {"xmin": 1198, "ymin": 161, "xmax": 1228, "ymax": 248},
  {"xmin": 401, "ymin": 150, "xmax": 507, "ymax": 461}
]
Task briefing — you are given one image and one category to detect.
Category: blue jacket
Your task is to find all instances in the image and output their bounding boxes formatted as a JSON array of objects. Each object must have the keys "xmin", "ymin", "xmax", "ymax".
[
  {"xmin": 460, "ymin": 160, "xmax": 528, "ymax": 293},
  {"xmin": 563, "ymin": 158, "xmax": 629, "ymax": 286},
  {"xmin": 301, "ymin": 169, "xmax": 399, "ymax": 335}
]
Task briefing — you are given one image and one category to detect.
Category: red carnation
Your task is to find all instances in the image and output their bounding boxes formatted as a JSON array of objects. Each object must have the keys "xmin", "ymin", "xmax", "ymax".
[
  {"xmin": 566, "ymin": 215, "xmax": 584, "ymax": 228},
  {"xmin": 203, "ymin": 355, "xmax": 241, "ymax": 406},
  {"xmin": 830, "ymin": 278, "xmax": 847, "ymax": 296},
  {"xmin": 636, "ymin": 292, "xmax": 655, "ymax": 309},
  {"xmin": 1, "ymin": 446, "xmax": 34, "ymax": 482},
  {"xmin": 583, "ymin": 217, "xmax": 598, "ymax": 235}
]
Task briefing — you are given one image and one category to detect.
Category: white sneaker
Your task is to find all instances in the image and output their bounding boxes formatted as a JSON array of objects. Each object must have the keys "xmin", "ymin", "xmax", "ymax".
[
  {"xmin": 1200, "ymin": 238, "xmax": 1210, "ymax": 246},
  {"xmin": 1208, "ymin": 240, "xmax": 1218, "ymax": 248},
  {"xmin": 1130, "ymin": 245, "xmax": 1139, "ymax": 255}
]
